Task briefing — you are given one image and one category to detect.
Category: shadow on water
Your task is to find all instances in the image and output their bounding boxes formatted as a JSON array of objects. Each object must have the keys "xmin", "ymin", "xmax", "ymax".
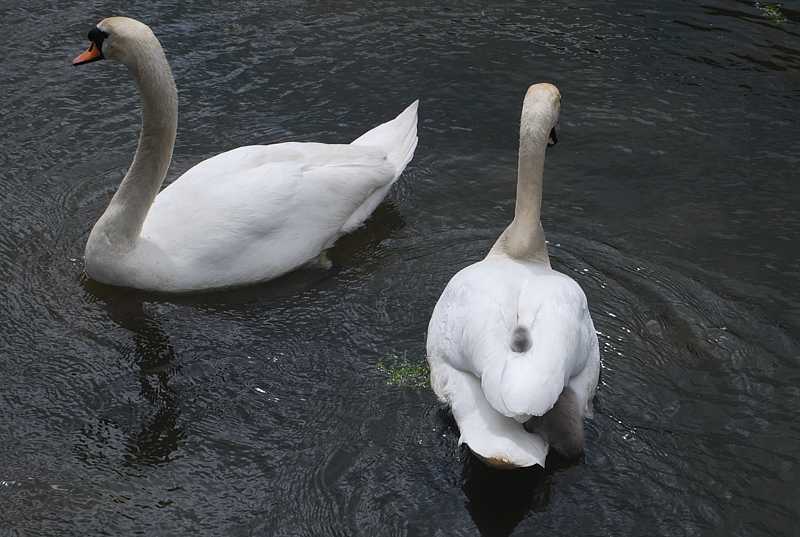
[
  {"xmin": 436, "ymin": 406, "xmax": 580, "ymax": 537},
  {"xmin": 327, "ymin": 201, "xmax": 406, "ymax": 264},
  {"xmin": 92, "ymin": 292, "xmax": 185, "ymax": 466},
  {"xmin": 461, "ymin": 451, "xmax": 558, "ymax": 537},
  {"xmin": 81, "ymin": 265, "xmax": 331, "ymax": 309}
]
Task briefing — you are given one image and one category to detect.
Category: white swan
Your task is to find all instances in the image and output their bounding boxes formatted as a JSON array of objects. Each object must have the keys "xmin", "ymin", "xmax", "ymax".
[
  {"xmin": 426, "ymin": 84, "xmax": 599, "ymax": 469},
  {"xmin": 72, "ymin": 17, "xmax": 418, "ymax": 292}
]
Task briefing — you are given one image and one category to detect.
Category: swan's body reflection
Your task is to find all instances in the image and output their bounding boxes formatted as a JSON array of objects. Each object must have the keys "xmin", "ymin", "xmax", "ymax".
[
  {"xmin": 90, "ymin": 291, "xmax": 184, "ymax": 466},
  {"xmin": 433, "ymin": 406, "xmax": 581, "ymax": 537},
  {"xmin": 78, "ymin": 201, "xmax": 406, "ymax": 466},
  {"xmin": 462, "ymin": 454, "xmax": 549, "ymax": 537}
]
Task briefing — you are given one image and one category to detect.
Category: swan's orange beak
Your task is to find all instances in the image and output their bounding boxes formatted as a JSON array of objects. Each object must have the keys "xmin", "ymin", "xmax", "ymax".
[{"xmin": 73, "ymin": 42, "xmax": 103, "ymax": 66}]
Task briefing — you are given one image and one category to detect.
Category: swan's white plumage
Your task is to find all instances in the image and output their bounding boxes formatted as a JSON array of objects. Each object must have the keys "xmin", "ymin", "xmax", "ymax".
[
  {"xmin": 135, "ymin": 109, "xmax": 416, "ymax": 291},
  {"xmin": 426, "ymin": 83, "xmax": 599, "ymax": 468},
  {"xmin": 428, "ymin": 257, "xmax": 599, "ymax": 467},
  {"xmin": 78, "ymin": 17, "xmax": 418, "ymax": 292}
]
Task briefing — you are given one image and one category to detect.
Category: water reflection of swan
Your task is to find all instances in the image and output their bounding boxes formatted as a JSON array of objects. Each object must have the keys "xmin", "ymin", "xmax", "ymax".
[
  {"xmin": 94, "ymin": 292, "xmax": 184, "ymax": 465},
  {"xmin": 462, "ymin": 452, "xmax": 551, "ymax": 537}
]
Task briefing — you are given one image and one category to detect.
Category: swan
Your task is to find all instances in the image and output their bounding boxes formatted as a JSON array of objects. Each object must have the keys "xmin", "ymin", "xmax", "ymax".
[
  {"xmin": 72, "ymin": 17, "xmax": 418, "ymax": 292},
  {"xmin": 426, "ymin": 83, "xmax": 599, "ymax": 469}
]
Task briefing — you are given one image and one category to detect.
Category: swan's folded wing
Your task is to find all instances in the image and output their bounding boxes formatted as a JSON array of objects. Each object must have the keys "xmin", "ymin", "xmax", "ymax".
[
  {"xmin": 143, "ymin": 161, "xmax": 302, "ymax": 262},
  {"xmin": 427, "ymin": 259, "xmax": 527, "ymax": 375},
  {"xmin": 293, "ymin": 143, "xmax": 397, "ymax": 222},
  {"xmin": 143, "ymin": 143, "xmax": 396, "ymax": 266},
  {"xmin": 165, "ymin": 142, "xmax": 394, "ymax": 190}
]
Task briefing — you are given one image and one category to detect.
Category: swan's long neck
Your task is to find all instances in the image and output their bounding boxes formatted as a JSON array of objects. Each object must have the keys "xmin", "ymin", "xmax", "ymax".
[
  {"xmin": 490, "ymin": 113, "xmax": 550, "ymax": 266},
  {"xmin": 91, "ymin": 40, "xmax": 177, "ymax": 251}
]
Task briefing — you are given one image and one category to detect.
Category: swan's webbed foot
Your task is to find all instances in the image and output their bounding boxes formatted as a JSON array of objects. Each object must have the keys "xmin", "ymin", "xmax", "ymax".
[
  {"xmin": 524, "ymin": 386, "xmax": 585, "ymax": 459},
  {"xmin": 305, "ymin": 251, "xmax": 333, "ymax": 270}
]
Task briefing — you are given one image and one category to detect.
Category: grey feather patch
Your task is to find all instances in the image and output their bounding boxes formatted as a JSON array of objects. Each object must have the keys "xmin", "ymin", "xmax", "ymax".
[
  {"xmin": 524, "ymin": 386, "xmax": 585, "ymax": 459},
  {"xmin": 510, "ymin": 326, "xmax": 531, "ymax": 353}
]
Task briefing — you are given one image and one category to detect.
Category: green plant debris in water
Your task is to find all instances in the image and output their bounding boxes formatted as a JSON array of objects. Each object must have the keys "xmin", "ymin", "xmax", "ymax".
[
  {"xmin": 757, "ymin": 2, "xmax": 787, "ymax": 23},
  {"xmin": 377, "ymin": 355, "xmax": 429, "ymax": 388}
]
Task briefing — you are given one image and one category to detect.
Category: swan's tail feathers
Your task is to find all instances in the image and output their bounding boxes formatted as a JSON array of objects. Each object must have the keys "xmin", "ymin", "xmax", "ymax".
[
  {"xmin": 339, "ymin": 101, "xmax": 418, "ymax": 234},
  {"xmin": 437, "ymin": 363, "xmax": 548, "ymax": 468},
  {"xmin": 352, "ymin": 100, "xmax": 419, "ymax": 178}
]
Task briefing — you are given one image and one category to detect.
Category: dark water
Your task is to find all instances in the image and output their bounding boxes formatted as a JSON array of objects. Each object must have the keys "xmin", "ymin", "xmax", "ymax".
[{"xmin": 1, "ymin": 0, "xmax": 799, "ymax": 535}]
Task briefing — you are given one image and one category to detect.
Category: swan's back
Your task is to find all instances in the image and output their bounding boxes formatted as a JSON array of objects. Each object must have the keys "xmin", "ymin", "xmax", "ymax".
[
  {"xmin": 428, "ymin": 257, "xmax": 590, "ymax": 375},
  {"xmin": 130, "ymin": 142, "xmax": 397, "ymax": 290}
]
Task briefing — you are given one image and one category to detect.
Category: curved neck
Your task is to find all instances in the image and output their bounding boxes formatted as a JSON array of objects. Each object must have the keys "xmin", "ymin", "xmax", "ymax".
[
  {"xmin": 490, "ymin": 120, "xmax": 550, "ymax": 266},
  {"xmin": 93, "ymin": 43, "xmax": 177, "ymax": 250}
]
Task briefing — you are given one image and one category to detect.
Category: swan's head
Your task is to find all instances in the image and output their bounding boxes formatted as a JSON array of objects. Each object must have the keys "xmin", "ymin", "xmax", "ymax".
[
  {"xmin": 73, "ymin": 17, "xmax": 160, "ymax": 68},
  {"xmin": 521, "ymin": 83, "xmax": 561, "ymax": 147}
]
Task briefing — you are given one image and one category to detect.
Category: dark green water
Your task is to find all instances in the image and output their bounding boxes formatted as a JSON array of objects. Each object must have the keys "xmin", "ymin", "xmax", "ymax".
[{"xmin": 1, "ymin": 1, "xmax": 798, "ymax": 535}]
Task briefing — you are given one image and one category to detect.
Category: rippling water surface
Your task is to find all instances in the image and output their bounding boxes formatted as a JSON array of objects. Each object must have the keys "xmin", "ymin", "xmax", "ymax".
[{"xmin": 1, "ymin": 1, "xmax": 798, "ymax": 535}]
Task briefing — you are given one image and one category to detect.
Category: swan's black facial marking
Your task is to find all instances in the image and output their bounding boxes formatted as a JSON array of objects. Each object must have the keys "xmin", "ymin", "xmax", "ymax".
[
  {"xmin": 88, "ymin": 27, "xmax": 108, "ymax": 56},
  {"xmin": 73, "ymin": 26, "xmax": 108, "ymax": 66},
  {"xmin": 548, "ymin": 126, "xmax": 558, "ymax": 147}
]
